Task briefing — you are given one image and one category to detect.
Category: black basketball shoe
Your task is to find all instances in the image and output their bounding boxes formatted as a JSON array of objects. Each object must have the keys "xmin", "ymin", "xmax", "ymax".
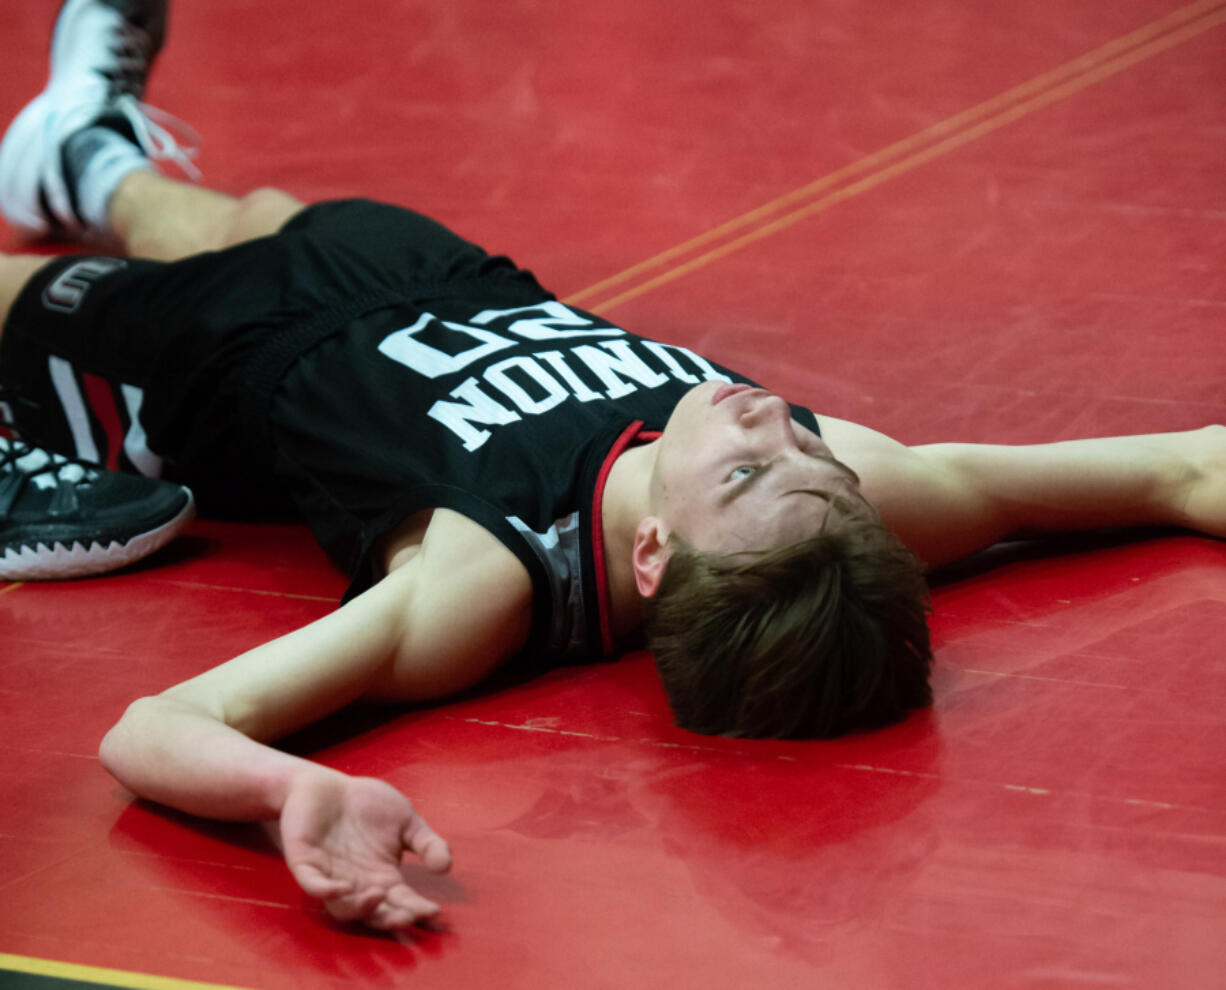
[{"xmin": 0, "ymin": 435, "xmax": 194, "ymax": 580}]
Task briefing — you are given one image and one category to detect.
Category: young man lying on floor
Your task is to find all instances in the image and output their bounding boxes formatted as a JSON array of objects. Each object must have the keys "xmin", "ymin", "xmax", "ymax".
[{"xmin": 2, "ymin": 0, "xmax": 1222, "ymax": 931}]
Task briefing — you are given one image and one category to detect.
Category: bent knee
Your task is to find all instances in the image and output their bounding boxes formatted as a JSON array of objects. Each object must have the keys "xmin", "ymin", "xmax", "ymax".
[{"xmin": 222, "ymin": 188, "xmax": 307, "ymax": 247}]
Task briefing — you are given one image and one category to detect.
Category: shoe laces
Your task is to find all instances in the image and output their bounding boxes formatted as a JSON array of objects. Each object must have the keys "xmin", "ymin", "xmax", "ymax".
[
  {"xmin": 0, "ymin": 436, "xmax": 94, "ymax": 487},
  {"xmin": 101, "ymin": 20, "xmax": 157, "ymax": 101},
  {"xmin": 112, "ymin": 94, "xmax": 203, "ymax": 181},
  {"xmin": 48, "ymin": 6, "xmax": 201, "ymax": 182}
]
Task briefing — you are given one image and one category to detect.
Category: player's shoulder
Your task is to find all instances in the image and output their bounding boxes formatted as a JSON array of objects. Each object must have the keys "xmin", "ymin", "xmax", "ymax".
[
  {"xmin": 363, "ymin": 508, "xmax": 535, "ymax": 700},
  {"xmin": 397, "ymin": 508, "xmax": 534, "ymax": 604},
  {"xmin": 815, "ymin": 415, "xmax": 917, "ymax": 477},
  {"xmin": 382, "ymin": 508, "xmax": 523, "ymax": 575}
]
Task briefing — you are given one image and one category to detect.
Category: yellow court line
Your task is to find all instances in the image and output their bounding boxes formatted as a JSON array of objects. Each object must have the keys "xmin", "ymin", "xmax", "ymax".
[
  {"xmin": 0, "ymin": 953, "xmax": 247, "ymax": 990},
  {"xmin": 0, "ymin": 582, "xmax": 24, "ymax": 597},
  {"xmin": 566, "ymin": 0, "xmax": 1226, "ymax": 313}
]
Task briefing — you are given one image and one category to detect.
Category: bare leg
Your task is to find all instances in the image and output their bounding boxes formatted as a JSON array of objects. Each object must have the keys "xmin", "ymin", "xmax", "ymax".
[
  {"xmin": 0, "ymin": 254, "xmax": 60, "ymax": 342},
  {"xmin": 1, "ymin": 173, "xmax": 306, "ymax": 342},
  {"xmin": 108, "ymin": 170, "xmax": 306, "ymax": 261}
]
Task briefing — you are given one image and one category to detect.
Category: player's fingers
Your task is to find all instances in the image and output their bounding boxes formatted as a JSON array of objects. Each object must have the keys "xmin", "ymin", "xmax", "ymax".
[
  {"xmin": 288, "ymin": 860, "xmax": 354, "ymax": 901},
  {"xmin": 322, "ymin": 884, "xmax": 385, "ymax": 923},
  {"xmin": 366, "ymin": 886, "xmax": 442, "ymax": 931},
  {"xmin": 365, "ymin": 902, "xmax": 413, "ymax": 931},
  {"xmin": 403, "ymin": 815, "xmax": 452, "ymax": 873},
  {"xmin": 390, "ymin": 883, "xmax": 442, "ymax": 918}
]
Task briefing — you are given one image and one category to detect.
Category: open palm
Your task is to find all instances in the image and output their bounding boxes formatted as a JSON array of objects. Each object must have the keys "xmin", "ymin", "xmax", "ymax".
[{"xmin": 279, "ymin": 770, "xmax": 452, "ymax": 930}]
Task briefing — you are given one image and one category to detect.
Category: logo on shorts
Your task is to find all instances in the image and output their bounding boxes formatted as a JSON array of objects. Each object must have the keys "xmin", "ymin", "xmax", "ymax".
[{"xmin": 41, "ymin": 258, "xmax": 128, "ymax": 314}]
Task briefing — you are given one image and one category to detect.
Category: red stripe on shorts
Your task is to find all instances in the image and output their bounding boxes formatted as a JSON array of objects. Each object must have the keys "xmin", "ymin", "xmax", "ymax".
[{"xmin": 82, "ymin": 373, "xmax": 124, "ymax": 471}]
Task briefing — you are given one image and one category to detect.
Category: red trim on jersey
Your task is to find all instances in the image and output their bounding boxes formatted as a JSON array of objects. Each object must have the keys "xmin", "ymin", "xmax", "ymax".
[
  {"xmin": 82, "ymin": 373, "xmax": 123, "ymax": 471},
  {"xmin": 591, "ymin": 420, "xmax": 647, "ymax": 656}
]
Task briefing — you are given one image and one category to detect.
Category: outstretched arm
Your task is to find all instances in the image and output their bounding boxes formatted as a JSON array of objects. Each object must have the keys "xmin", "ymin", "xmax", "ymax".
[
  {"xmin": 99, "ymin": 510, "xmax": 532, "ymax": 929},
  {"xmin": 820, "ymin": 420, "xmax": 1226, "ymax": 567}
]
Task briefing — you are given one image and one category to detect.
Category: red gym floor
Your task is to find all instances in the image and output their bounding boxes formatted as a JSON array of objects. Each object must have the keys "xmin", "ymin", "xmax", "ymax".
[{"xmin": 2, "ymin": 1, "xmax": 1225, "ymax": 988}]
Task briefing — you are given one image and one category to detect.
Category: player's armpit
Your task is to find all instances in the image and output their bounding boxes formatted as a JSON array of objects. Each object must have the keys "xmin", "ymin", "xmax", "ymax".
[{"xmin": 365, "ymin": 507, "xmax": 534, "ymax": 702}]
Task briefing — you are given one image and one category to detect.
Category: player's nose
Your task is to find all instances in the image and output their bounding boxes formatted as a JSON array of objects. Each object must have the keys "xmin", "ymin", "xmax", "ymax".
[{"xmin": 741, "ymin": 393, "xmax": 796, "ymax": 441}]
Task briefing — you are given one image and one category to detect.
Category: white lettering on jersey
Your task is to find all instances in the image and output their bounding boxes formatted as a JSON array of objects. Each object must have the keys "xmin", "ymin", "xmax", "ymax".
[
  {"xmin": 377, "ymin": 312, "xmax": 515, "ymax": 379},
  {"xmin": 470, "ymin": 301, "xmax": 624, "ymax": 341},
  {"xmin": 485, "ymin": 355, "xmax": 570, "ymax": 415},
  {"xmin": 381, "ymin": 302, "xmax": 734, "ymax": 452},
  {"xmin": 642, "ymin": 341, "xmax": 700, "ymax": 383},
  {"xmin": 571, "ymin": 340, "xmax": 669, "ymax": 399},
  {"xmin": 667, "ymin": 344, "xmax": 730, "ymax": 383},
  {"xmin": 426, "ymin": 376, "xmax": 522, "ymax": 451},
  {"xmin": 537, "ymin": 350, "xmax": 604, "ymax": 402}
]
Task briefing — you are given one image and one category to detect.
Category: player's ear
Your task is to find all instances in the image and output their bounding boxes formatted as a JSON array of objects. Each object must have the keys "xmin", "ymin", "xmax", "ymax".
[{"xmin": 632, "ymin": 516, "xmax": 672, "ymax": 598}]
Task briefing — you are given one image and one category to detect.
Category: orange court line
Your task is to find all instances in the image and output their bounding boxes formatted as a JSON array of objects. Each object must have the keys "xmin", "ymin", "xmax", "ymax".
[
  {"xmin": 0, "ymin": 953, "xmax": 247, "ymax": 990},
  {"xmin": 161, "ymin": 579, "xmax": 337, "ymax": 602},
  {"xmin": 0, "ymin": 579, "xmax": 336, "ymax": 603},
  {"xmin": 566, "ymin": 0, "xmax": 1226, "ymax": 314}
]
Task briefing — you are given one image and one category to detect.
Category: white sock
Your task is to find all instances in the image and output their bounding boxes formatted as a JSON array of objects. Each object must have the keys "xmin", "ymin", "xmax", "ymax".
[{"xmin": 63, "ymin": 125, "xmax": 152, "ymax": 233}]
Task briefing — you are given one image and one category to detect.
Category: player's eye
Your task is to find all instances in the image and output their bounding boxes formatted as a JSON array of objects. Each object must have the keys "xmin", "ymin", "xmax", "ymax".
[{"xmin": 729, "ymin": 465, "xmax": 758, "ymax": 481}]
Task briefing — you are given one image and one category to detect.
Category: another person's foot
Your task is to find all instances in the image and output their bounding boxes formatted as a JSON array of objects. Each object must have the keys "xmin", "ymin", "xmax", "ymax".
[
  {"xmin": 1, "ymin": 435, "xmax": 194, "ymax": 580},
  {"xmin": 0, "ymin": 0, "xmax": 195, "ymax": 240}
]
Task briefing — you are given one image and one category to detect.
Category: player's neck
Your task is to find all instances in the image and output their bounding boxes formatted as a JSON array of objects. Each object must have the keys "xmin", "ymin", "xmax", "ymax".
[{"xmin": 600, "ymin": 441, "xmax": 657, "ymax": 639}]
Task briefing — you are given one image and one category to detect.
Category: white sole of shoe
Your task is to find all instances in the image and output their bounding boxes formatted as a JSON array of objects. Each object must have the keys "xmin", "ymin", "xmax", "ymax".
[{"xmin": 0, "ymin": 490, "xmax": 195, "ymax": 581}]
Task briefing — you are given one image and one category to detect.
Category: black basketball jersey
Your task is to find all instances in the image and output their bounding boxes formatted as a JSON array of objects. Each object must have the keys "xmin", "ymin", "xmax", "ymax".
[{"xmin": 267, "ymin": 283, "xmax": 820, "ymax": 669}]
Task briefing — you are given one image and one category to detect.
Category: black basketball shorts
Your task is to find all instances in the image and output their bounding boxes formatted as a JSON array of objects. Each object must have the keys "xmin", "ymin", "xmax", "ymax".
[{"xmin": 0, "ymin": 199, "xmax": 541, "ymax": 516}]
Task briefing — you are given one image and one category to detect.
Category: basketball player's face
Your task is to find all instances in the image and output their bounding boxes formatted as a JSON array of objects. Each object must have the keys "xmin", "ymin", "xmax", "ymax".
[{"xmin": 650, "ymin": 382, "xmax": 862, "ymax": 553}]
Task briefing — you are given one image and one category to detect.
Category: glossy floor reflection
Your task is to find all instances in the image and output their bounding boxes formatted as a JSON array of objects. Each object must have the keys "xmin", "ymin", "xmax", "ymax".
[{"xmin": 1, "ymin": 1, "xmax": 1224, "ymax": 988}]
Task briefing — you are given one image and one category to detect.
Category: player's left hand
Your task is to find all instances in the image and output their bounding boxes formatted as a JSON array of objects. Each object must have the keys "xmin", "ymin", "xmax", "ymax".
[{"xmin": 279, "ymin": 768, "xmax": 452, "ymax": 930}]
